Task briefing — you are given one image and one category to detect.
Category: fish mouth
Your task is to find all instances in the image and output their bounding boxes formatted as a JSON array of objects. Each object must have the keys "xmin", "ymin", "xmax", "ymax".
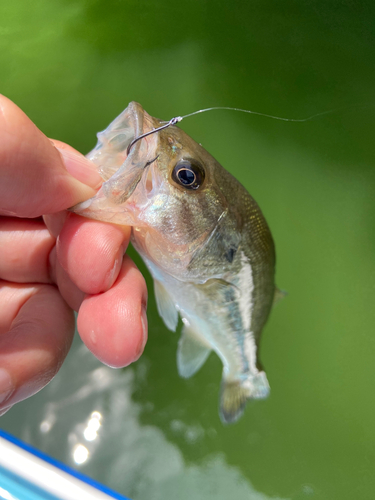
[
  {"xmin": 83, "ymin": 101, "xmax": 146, "ymax": 182},
  {"xmin": 70, "ymin": 102, "xmax": 160, "ymax": 226}
]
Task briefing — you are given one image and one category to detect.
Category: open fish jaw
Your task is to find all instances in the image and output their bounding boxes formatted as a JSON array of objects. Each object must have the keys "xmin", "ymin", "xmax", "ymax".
[{"xmin": 72, "ymin": 102, "xmax": 160, "ymax": 226}]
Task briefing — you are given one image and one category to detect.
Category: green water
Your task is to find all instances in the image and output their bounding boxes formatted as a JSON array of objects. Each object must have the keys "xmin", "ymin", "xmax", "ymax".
[{"xmin": 1, "ymin": 1, "xmax": 375, "ymax": 498}]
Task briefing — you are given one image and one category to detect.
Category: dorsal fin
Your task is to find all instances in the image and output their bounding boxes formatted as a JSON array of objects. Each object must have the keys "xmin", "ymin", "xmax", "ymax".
[
  {"xmin": 177, "ymin": 323, "xmax": 211, "ymax": 378},
  {"xmin": 154, "ymin": 280, "xmax": 178, "ymax": 331}
]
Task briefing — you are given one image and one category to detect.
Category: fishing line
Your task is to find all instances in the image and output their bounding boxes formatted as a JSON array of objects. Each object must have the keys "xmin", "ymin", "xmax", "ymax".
[
  {"xmin": 175, "ymin": 106, "xmax": 337, "ymax": 123},
  {"xmin": 126, "ymin": 103, "xmax": 367, "ymax": 154}
]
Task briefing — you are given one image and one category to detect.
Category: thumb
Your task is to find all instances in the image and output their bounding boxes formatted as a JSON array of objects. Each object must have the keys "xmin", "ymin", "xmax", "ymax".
[{"xmin": 0, "ymin": 95, "xmax": 102, "ymax": 218}]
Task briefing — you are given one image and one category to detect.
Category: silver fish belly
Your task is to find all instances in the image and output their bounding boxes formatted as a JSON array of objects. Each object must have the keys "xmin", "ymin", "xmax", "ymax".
[{"xmin": 72, "ymin": 101, "xmax": 277, "ymax": 423}]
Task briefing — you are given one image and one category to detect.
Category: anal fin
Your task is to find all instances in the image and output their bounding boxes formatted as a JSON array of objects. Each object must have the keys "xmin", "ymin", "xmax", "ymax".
[
  {"xmin": 177, "ymin": 324, "xmax": 211, "ymax": 378},
  {"xmin": 154, "ymin": 280, "xmax": 178, "ymax": 331}
]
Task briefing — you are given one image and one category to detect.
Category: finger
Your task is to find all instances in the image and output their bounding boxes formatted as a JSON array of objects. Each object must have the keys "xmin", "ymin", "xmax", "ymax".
[
  {"xmin": 0, "ymin": 217, "xmax": 55, "ymax": 283},
  {"xmin": 43, "ymin": 137, "xmax": 105, "ymax": 238},
  {"xmin": 43, "ymin": 211, "xmax": 68, "ymax": 239},
  {"xmin": 50, "ymin": 139, "xmax": 83, "ymax": 155},
  {"xmin": 77, "ymin": 255, "xmax": 148, "ymax": 368},
  {"xmin": 50, "ymin": 247, "xmax": 85, "ymax": 311},
  {"xmin": 0, "ymin": 281, "xmax": 37, "ymax": 335},
  {"xmin": 0, "ymin": 283, "xmax": 75, "ymax": 411},
  {"xmin": 57, "ymin": 213, "xmax": 131, "ymax": 294},
  {"xmin": 50, "ymin": 140, "xmax": 105, "ymax": 198},
  {"xmin": 0, "ymin": 95, "xmax": 102, "ymax": 218}
]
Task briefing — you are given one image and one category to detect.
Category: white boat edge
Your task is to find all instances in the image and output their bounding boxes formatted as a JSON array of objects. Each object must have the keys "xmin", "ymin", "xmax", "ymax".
[{"xmin": 0, "ymin": 430, "xmax": 130, "ymax": 500}]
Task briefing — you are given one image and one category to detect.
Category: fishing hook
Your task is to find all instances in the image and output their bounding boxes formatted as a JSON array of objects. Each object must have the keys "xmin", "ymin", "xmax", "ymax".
[
  {"xmin": 144, "ymin": 154, "xmax": 159, "ymax": 168},
  {"xmin": 126, "ymin": 116, "xmax": 182, "ymax": 156}
]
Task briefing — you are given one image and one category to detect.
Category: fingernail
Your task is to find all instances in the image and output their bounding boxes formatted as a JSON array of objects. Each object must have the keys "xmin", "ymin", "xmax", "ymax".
[
  {"xmin": 105, "ymin": 250, "xmax": 122, "ymax": 291},
  {"xmin": 0, "ymin": 368, "xmax": 13, "ymax": 405},
  {"xmin": 57, "ymin": 147, "xmax": 103, "ymax": 190},
  {"xmin": 137, "ymin": 305, "xmax": 148, "ymax": 359}
]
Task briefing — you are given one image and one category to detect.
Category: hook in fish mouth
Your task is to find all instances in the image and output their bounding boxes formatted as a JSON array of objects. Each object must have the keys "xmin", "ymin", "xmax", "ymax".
[
  {"xmin": 125, "ymin": 154, "xmax": 160, "ymax": 198},
  {"xmin": 144, "ymin": 154, "xmax": 159, "ymax": 168},
  {"xmin": 126, "ymin": 117, "xmax": 182, "ymax": 155}
]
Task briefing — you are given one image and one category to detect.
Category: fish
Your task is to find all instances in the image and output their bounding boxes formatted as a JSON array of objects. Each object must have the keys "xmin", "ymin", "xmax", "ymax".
[{"xmin": 72, "ymin": 101, "xmax": 278, "ymax": 424}]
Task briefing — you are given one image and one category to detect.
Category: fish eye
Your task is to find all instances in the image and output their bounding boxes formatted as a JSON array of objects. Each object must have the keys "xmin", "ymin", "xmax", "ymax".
[{"xmin": 171, "ymin": 159, "xmax": 205, "ymax": 190}]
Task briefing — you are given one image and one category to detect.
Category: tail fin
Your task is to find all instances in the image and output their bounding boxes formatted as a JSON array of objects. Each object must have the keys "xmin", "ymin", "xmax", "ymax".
[{"xmin": 219, "ymin": 372, "xmax": 270, "ymax": 424}]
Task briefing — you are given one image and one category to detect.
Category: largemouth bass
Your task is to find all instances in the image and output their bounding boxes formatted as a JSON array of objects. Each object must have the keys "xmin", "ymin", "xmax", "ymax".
[{"xmin": 72, "ymin": 102, "xmax": 277, "ymax": 423}]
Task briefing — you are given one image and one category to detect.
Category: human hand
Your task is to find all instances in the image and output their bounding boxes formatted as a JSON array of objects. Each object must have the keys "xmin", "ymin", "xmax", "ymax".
[{"xmin": 0, "ymin": 96, "xmax": 148, "ymax": 415}]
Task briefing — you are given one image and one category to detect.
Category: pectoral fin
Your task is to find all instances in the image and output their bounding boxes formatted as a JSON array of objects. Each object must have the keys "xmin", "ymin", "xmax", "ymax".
[
  {"xmin": 154, "ymin": 280, "xmax": 178, "ymax": 331},
  {"xmin": 273, "ymin": 287, "xmax": 287, "ymax": 307},
  {"xmin": 177, "ymin": 324, "xmax": 211, "ymax": 378}
]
